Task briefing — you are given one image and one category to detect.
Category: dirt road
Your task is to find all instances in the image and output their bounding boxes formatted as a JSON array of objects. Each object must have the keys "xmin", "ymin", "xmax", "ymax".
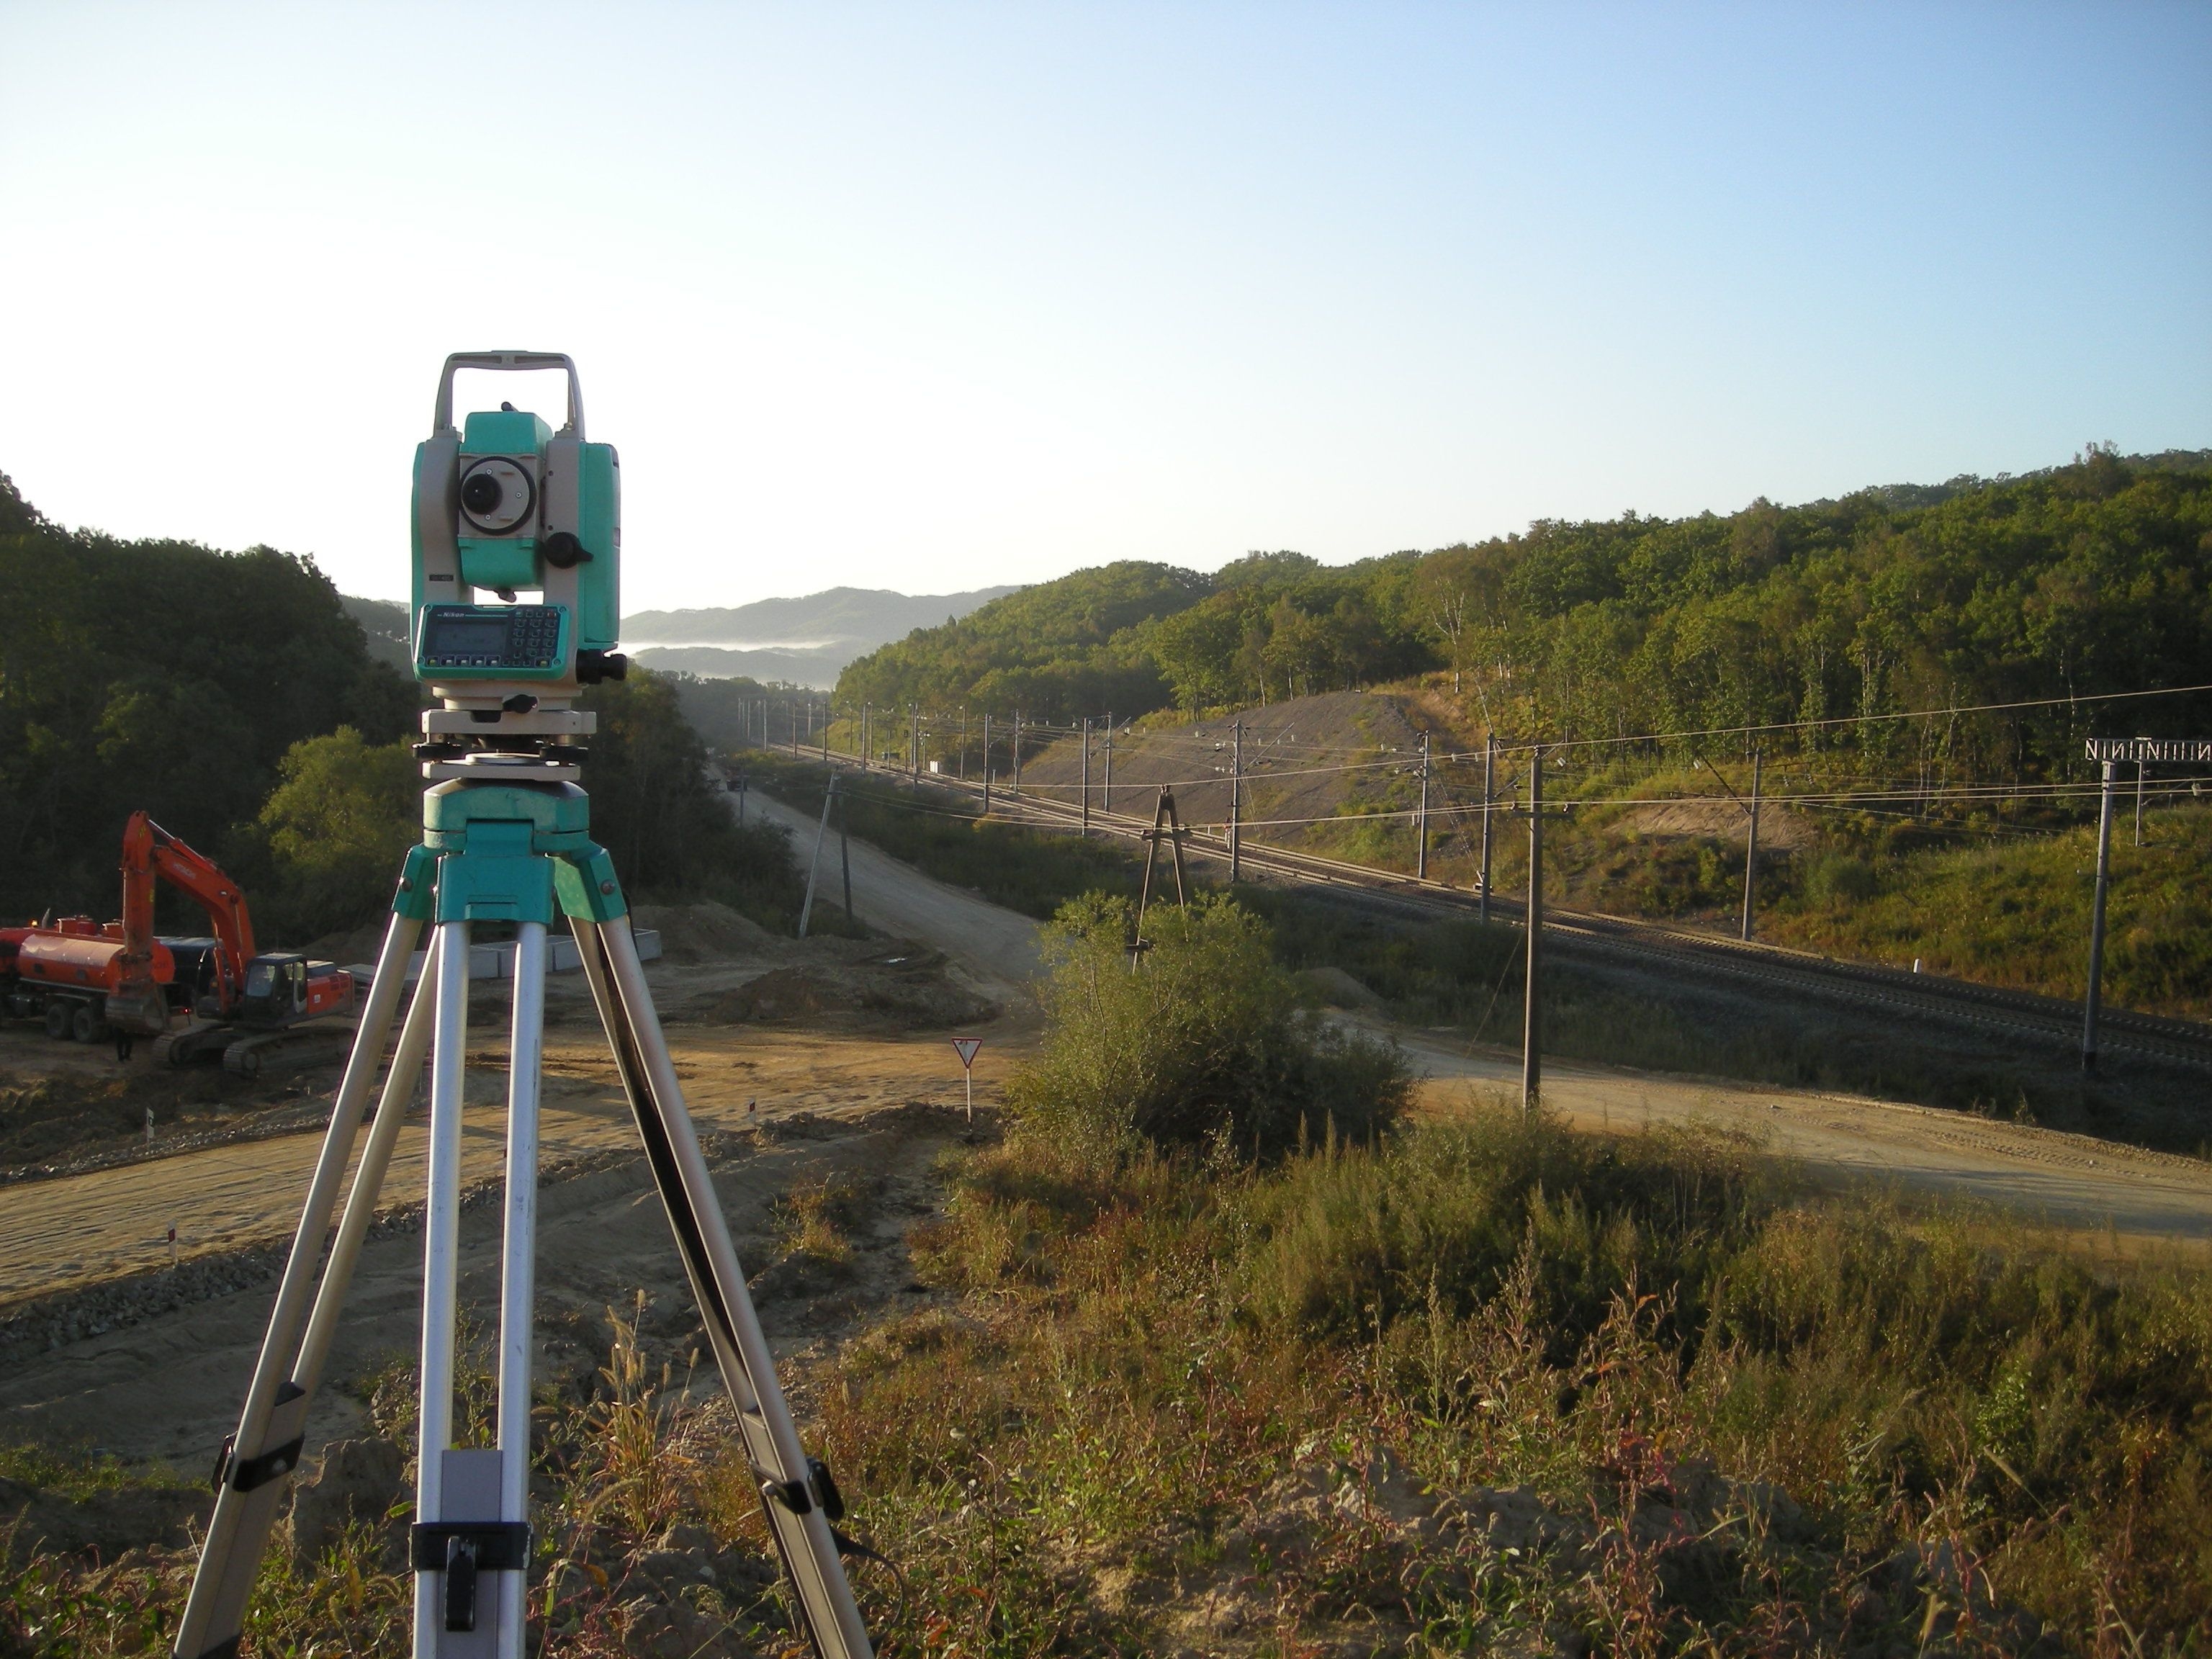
[
  {"xmin": 0, "ymin": 1006, "xmax": 1024, "ymax": 1312},
  {"xmin": 748, "ymin": 790, "xmax": 1042, "ymax": 989},
  {"xmin": 1396, "ymin": 1030, "xmax": 2212, "ymax": 1244},
  {"xmin": 0, "ymin": 1103, "xmax": 962, "ymax": 1467}
]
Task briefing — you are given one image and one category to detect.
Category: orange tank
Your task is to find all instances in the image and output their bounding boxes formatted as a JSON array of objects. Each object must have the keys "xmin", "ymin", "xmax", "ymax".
[{"xmin": 17, "ymin": 931, "xmax": 175, "ymax": 994}]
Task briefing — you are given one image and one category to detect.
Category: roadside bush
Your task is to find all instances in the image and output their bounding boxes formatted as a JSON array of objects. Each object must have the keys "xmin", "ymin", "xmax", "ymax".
[
  {"xmin": 1799, "ymin": 851, "xmax": 1878, "ymax": 907},
  {"xmin": 1005, "ymin": 890, "xmax": 1410, "ymax": 1161}
]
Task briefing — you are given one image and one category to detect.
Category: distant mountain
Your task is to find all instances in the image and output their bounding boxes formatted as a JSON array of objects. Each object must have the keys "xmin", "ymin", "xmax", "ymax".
[
  {"xmin": 630, "ymin": 643, "xmax": 858, "ymax": 688},
  {"xmin": 339, "ymin": 584, "xmax": 1019, "ymax": 690},
  {"xmin": 342, "ymin": 594, "xmax": 413, "ymax": 674},
  {"xmin": 625, "ymin": 585, "xmax": 1019, "ymax": 648}
]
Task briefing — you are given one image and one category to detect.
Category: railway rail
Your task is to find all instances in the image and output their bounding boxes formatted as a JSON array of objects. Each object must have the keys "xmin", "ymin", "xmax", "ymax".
[{"xmin": 831, "ymin": 757, "xmax": 2212, "ymax": 1073}]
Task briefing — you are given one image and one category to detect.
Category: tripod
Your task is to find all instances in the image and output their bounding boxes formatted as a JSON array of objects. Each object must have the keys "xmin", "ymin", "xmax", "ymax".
[{"xmin": 174, "ymin": 762, "xmax": 872, "ymax": 1659}]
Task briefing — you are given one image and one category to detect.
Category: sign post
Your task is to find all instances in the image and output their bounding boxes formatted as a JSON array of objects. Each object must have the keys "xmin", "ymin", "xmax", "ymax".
[
  {"xmin": 950, "ymin": 1037, "xmax": 982, "ymax": 1123},
  {"xmin": 2080, "ymin": 737, "xmax": 2212, "ymax": 1072}
]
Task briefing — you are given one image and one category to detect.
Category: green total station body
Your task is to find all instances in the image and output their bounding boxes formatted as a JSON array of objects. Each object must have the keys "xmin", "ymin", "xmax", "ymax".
[{"xmin": 409, "ymin": 353, "xmax": 621, "ymax": 698}]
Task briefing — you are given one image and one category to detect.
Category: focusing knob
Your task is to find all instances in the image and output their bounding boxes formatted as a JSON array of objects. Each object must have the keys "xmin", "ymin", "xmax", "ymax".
[
  {"xmin": 541, "ymin": 531, "xmax": 593, "ymax": 568},
  {"xmin": 577, "ymin": 650, "xmax": 629, "ymax": 685}
]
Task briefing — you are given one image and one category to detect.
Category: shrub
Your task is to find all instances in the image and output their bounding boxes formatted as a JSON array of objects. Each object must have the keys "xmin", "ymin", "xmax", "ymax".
[
  {"xmin": 254, "ymin": 726, "xmax": 420, "ymax": 941},
  {"xmin": 1005, "ymin": 890, "xmax": 1410, "ymax": 1161}
]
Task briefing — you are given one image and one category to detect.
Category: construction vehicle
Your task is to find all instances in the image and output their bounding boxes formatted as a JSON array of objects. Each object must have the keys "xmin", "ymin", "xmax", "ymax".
[
  {"xmin": 112, "ymin": 813, "xmax": 357, "ymax": 1075},
  {"xmin": 1, "ymin": 812, "xmax": 356, "ymax": 1074},
  {"xmin": 2, "ymin": 915, "xmax": 181, "ymax": 1044}
]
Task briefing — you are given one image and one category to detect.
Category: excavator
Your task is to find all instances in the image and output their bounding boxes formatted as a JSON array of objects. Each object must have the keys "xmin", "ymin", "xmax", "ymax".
[{"xmin": 2, "ymin": 812, "xmax": 356, "ymax": 1074}]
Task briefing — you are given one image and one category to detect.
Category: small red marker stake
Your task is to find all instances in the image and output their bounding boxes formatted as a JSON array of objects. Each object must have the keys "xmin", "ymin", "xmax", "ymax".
[
  {"xmin": 168, "ymin": 1226, "xmax": 179, "ymax": 1269},
  {"xmin": 950, "ymin": 1038, "xmax": 982, "ymax": 1124}
]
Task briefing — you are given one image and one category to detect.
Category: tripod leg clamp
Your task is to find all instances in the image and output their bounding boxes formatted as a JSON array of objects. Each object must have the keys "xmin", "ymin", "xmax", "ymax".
[{"xmin": 412, "ymin": 1523, "xmax": 532, "ymax": 1633}]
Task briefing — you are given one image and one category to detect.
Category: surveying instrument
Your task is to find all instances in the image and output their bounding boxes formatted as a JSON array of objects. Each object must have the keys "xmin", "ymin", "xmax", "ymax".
[{"xmin": 174, "ymin": 354, "xmax": 874, "ymax": 1659}]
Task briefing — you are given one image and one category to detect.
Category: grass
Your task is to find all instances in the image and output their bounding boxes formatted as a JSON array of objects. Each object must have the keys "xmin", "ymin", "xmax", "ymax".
[
  {"xmin": 1760, "ymin": 804, "xmax": 2212, "ymax": 1020},
  {"xmin": 814, "ymin": 1104, "xmax": 2212, "ymax": 1653},
  {"xmin": 1439, "ymin": 775, "xmax": 2212, "ymax": 1024},
  {"xmin": 12, "ymin": 1107, "xmax": 2211, "ymax": 1653},
  {"xmin": 1241, "ymin": 886, "xmax": 2164, "ymax": 1134}
]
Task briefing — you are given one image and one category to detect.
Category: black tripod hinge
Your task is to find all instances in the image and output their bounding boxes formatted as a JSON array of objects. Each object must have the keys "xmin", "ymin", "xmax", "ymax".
[
  {"xmin": 763, "ymin": 1475, "xmax": 813, "ymax": 1515},
  {"xmin": 215, "ymin": 1431, "xmax": 306, "ymax": 1494},
  {"xmin": 410, "ymin": 1520, "xmax": 533, "ymax": 1573}
]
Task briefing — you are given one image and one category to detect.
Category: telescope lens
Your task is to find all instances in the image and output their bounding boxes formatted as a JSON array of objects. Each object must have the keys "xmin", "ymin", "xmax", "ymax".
[
  {"xmin": 461, "ymin": 472, "xmax": 504, "ymax": 516},
  {"xmin": 457, "ymin": 457, "xmax": 535, "ymax": 533}
]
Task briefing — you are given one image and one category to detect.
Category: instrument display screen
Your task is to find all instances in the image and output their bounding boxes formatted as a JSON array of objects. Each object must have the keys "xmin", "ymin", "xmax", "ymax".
[{"xmin": 417, "ymin": 604, "xmax": 567, "ymax": 676}]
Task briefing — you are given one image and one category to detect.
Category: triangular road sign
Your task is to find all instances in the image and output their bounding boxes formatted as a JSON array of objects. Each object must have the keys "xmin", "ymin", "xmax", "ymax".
[{"xmin": 950, "ymin": 1038, "xmax": 982, "ymax": 1069}]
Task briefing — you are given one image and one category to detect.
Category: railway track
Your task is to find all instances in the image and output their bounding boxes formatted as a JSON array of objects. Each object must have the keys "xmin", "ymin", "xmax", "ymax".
[{"xmin": 832, "ymin": 758, "xmax": 2212, "ymax": 1072}]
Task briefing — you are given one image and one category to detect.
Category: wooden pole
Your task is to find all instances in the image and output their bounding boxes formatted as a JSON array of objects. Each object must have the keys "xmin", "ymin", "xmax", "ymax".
[
  {"xmin": 1740, "ymin": 747, "xmax": 1761, "ymax": 941},
  {"xmin": 2083, "ymin": 758, "xmax": 2116, "ymax": 1074},
  {"xmin": 1229, "ymin": 720, "xmax": 1243, "ymax": 882},
  {"xmin": 1416, "ymin": 731, "xmax": 1430, "ymax": 880},
  {"xmin": 1480, "ymin": 734, "xmax": 1496, "ymax": 923},
  {"xmin": 1522, "ymin": 750, "xmax": 1543, "ymax": 1111}
]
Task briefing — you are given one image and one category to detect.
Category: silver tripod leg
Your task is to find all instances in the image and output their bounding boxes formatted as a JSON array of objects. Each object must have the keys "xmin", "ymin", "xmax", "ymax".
[
  {"xmin": 573, "ymin": 916, "xmax": 874, "ymax": 1659},
  {"xmin": 172, "ymin": 911, "xmax": 429, "ymax": 1659},
  {"xmin": 411, "ymin": 920, "xmax": 544, "ymax": 1659}
]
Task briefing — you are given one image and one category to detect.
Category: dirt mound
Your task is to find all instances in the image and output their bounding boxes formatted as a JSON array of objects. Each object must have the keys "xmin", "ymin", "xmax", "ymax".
[
  {"xmin": 1626, "ymin": 798, "xmax": 1815, "ymax": 851},
  {"xmin": 1017, "ymin": 690, "xmax": 1427, "ymax": 845},
  {"xmin": 686, "ymin": 950, "xmax": 990, "ymax": 1030},
  {"xmin": 0, "ymin": 1471, "xmax": 205, "ymax": 1563},
  {"xmin": 0, "ymin": 1064, "xmax": 315, "ymax": 1179},
  {"xmin": 629, "ymin": 901, "xmax": 777, "ymax": 963}
]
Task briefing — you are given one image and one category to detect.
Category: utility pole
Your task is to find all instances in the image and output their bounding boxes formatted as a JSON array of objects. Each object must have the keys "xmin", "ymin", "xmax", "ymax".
[
  {"xmin": 1229, "ymin": 719, "xmax": 1243, "ymax": 883},
  {"xmin": 840, "ymin": 788, "xmax": 853, "ymax": 926},
  {"xmin": 820, "ymin": 701, "xmax": 830, "ymax": 767},
  {"xmin": 1416, "ymin": 732, "xmax": 1431, "ymax": 881},
  {"xmin": 1080, "ymin": 717, "xmax": 1092, "ymax": 837},
  {"xmin": 1740, "ymin": 747, "xmax": 1762, "ymax": 942},
  {"xmin": 860, "ymin": 703, "xmax": 870, "ymax": 770},
  {"xmin": 1480, "ymin": 734, "xmax": 1496, "ymax": 924},
  {"xmin": 799, "ymin": 775, "xmax": 835, "ymax": 938},
  {"xmin": 2083, "ymin": 757, "xmax": 2116, "ymax": 1074},
  {"xmin": 1012, "ymin": 711, "xmax": 1022, "ymax": 799},
  {"xmin": 2135, "ymin": 758, "xmax": 2146, "ymax": 847},
  {"xmin": 981, "ymin": 714, "xmax": 993, "ymax": 814},
  {"xmin": 959, "ymin": 707, "xmax": 968, "ymax": 779},
  {"xmin": 1523, "ymin": 748, "xmax": 1544, "ymax": 1111},
  {"xmin": 1102, "ymin": 711, "xmax": 1114, "ymax": 811}
]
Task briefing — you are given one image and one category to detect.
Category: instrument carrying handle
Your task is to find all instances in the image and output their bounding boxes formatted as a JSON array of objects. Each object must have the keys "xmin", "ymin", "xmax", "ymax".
[{"xmin": 432, "ymin": 352, "xmax": 585, "ymax": 438}]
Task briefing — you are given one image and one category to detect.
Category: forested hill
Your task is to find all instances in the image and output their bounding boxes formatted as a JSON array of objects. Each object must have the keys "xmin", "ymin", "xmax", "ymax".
[
  {"xmin": 0, "ymin": 472, "xmax": 415, "ymax": 919},
  {"xmin": 835, "ymin": 449, "xmax": 2212, "ymax": 778}
]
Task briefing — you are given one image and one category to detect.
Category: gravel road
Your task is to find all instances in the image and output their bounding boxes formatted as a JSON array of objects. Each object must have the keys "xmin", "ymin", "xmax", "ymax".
[{"xmin": 747, "ymin": 788, "xmax": 1042, "ymax": 989}]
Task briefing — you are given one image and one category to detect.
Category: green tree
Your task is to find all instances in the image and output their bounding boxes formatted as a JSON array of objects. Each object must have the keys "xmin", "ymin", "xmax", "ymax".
[{"xmin": 256, "ymin": 727, "xmax": 420, "ymax": 941}]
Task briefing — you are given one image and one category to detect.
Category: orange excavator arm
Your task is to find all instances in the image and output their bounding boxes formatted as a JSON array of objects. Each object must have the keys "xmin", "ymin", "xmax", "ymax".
[{"xmin": 117, "ymin": 810, "xmax": 258, "ymax": 1018}]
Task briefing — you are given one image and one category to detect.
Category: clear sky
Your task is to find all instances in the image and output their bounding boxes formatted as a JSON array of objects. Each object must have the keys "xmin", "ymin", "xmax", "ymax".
[{"xmin": 2, "ymin": 2, "xmax": 2206, "ymax": 614}]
